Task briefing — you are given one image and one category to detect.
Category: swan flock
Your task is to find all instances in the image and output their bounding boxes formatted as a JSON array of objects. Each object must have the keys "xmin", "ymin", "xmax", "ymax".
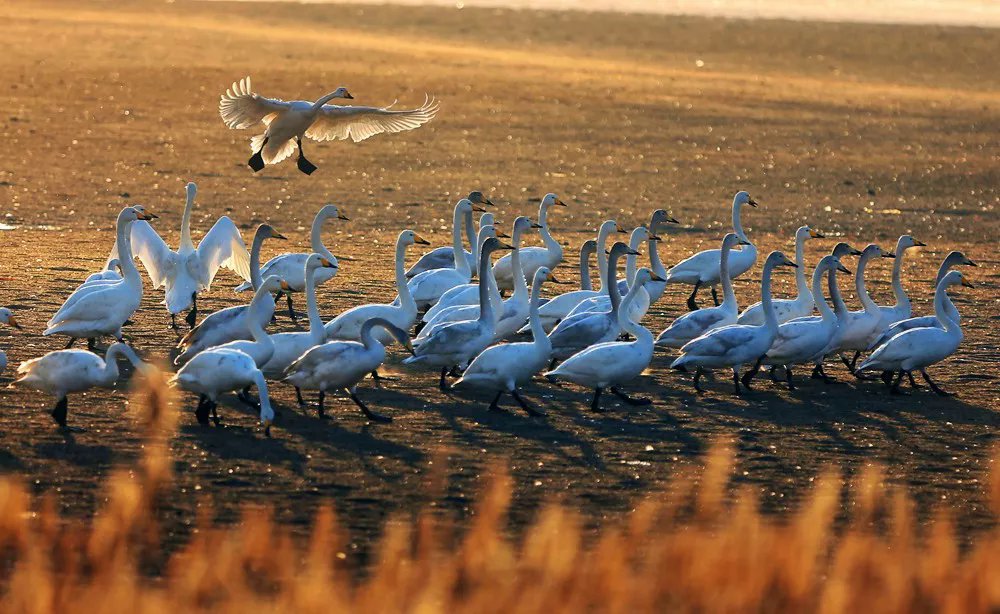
[{"xmin": 0, "ymin": 78, "xmax": 980, "ymax": 435}]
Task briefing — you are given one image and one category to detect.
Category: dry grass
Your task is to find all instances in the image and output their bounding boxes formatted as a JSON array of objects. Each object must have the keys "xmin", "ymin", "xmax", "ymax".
[{"xmin": 0, "ymin": 367, "xmax": 997, "ymax": 612}]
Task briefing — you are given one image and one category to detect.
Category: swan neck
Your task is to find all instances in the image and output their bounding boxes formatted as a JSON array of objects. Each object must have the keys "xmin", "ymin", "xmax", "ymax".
[
  {"xmin": 607, "ymin": 251, "xmax": 623, "ymax": 313},
  {"xmin": 305, "ymin": 264, "xmax": 324, "ymax": 338},
  {"xmin": 465, "ymin": 210, "xmax": 477, "ymax": 272},
  {"xmin": 254, "ymin": 372, "xmax": 275, "ymax": 426},
  {"xmin": 116, "ymin": 218, "xmax": 141, "ymax": 282},
  {"xmin": 891, "ymin": 244, "xmax": 909, "ymax": 308},
  {"xmin": 102, "ymin": 345, "xmax": 124, "ymax": 383},
  {"xmin": 856, "ymin": 253, "xmax": 879, "ymax": 312},
  {"xmin": 626, "ymin": 232, "xmax": 642, "ymax": 288},
  {"xmin": 529, "ymin": 276, "xmax": 550, "ymax": 351},
  {"xmin": 311, "ymin": 91, "xmax": 339, "ymax": 111},
  {"xmin": 733, "ymin": 201, "xmax": 750, "ymax": 243},
  {"xmin": 579, "ymin": 246, "xmax": 594, "ymax": 291},
  {"xmin": 617, "ymin": 283, "xmax": 652, "ymax": 345},
  {"xmin": 478, "ymin": 248, "xmax": 495, "ymax": 322},
  {"xmin": 452, "ymin": 207, "xmax": 471, "ymax": 276},
  {"xmin": 249, "ymin": 231, "xmax": 267, "ymax": 290},
  {"xmin": 814, "ymin": 266, "xmax": 835, "ymax": 322},
  {"xmin": 538, "ymin": 203, "xmax": 559, "ymax": 251},
  {"xmin": 248, "ymin": 288, "xmax": 274, "ymax": 352},
  {"xmin": 760, "ymin": 261, "xmax": 778, "ymax": 332},
  {"xmin": 648, "ymin": 234, "xmax": 666, "ymax": 277},
  {"xmin": 179, "ymin": 187, "xmax": 195, "ymax": 252},
  {"xmin": 935, "ymin": 280, "xmax": 961, "ymax": 333},
  {"xmin": 828, "ymin": 267, "xmax": 848, "ymax": 318},
  {"xmin": 310, "ymin": 210, "xmax": 334, "ymax": 258},
  {"xmin": 395, "ymin": 237, "xmax": 415, "ymax": 313},
  {"xmin": 510, "ymin": 228, "xmax": 528, "ymax": 300},
  {"xmin": 720, "ymin": 242, "xmax": 736, "ymax": 307},
  {"xmin": 794, "ymin": 233, "xmax": 809, "ymax": 296}
]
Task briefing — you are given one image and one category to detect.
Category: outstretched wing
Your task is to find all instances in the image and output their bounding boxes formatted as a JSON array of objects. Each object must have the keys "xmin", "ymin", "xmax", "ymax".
[
  {"xmin": 305, "ymin": 95, "xmax": 439, "ymax": 143},
  {"xmin": 197, "ymin": 216, "xmax": 252, "ymax": 287},
  {"xmin": 106, "ymin": 221, "xmax": 175, "ymax": 289},
  {"xmin": 219, "ymin": 76, "xmax": 290, "ymax": 130}
]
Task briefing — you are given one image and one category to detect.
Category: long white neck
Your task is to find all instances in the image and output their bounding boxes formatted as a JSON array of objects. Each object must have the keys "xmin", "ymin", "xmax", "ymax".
[
  {"xmin": 179, "ymin": 183, "xmax": 196, "ymax": 253},
  {"xmin": 617, "ymin": 280, "xmax": 653, "ymax": 346},
  {"xmin": 625, "ymin": 230, "xmax": 643, "ymax": 288},
  {"xmin": 595, "ymin": 222, "xmax": 615, "ymax": 291},
  {"xmin": 606, "ymin": 250, "xmax": 624, "ymax": 314},
  {"xmin": 828, "ymin": 267, "xmax": 849, "ymax": 320},
  {"xmin": 759, "ymin": 260, "xmax": 779, "ymax": 334},
  {"xmin": 100, "ymin": 345, "xmax": 124, "ymax": 384},
  {"xmin": 528, "ymin": 274, "xmax": 551, "ymax": 353},
  {"xmin": 304, "ymin": 264, "xmax": 325, "ymax": 342},
  {"xmin": 719, "ymin": 241, "xmax": 737, "ymax": 308},
  {"xmin": 360, "ymin": 318, "xmax": 389, "ymax": 350},
  {"xmin": 935, "ymin": 280, "xmax": 962, "ymax": 335},
  {"xmin": 733, "ymin": 200, "xmax": 750, "ymax": 243},
  {"xmin": 465, "ymin": 210, "xmax": 477, "ymax": 272},
  {"xmin": 538, "ymin": 202, "xmax": 562, "ymax": 259},
  {"xmin": 310, "ymin": 210, "xmax": 336, "ymax": 260},
  {"xmin": 452, "ymin": 206, "xmax": 471, "ymax": 276},
  {"xmin": 509, "ymin": 226, "xmax": 529, "ymax": 303},
  {"xmin": 579, "ymin": 244, "xmax": 595, "ymax": 291},
  {"xmin": 249, "ymin": 231, "xmax": 266, "ymax": 290},
  {"xmin": 891, "ymin": 240, "xmax": 910, "ymax": 311},
  {"xmin": 477, "ymin": 248, "xmax": 496, "ymax": 323},
  {"xmin": 395, "ymin": 237, "xmax": 416, "ymax": 317},
  {"xmin": 856, "ymin": 251, "xmax": 880, "ymax": 314},
  {"xmin": 310, "ymin": 91, "xmax": 342, "ymax": 111},
  {"xmin": 253, "ymin": 371, "xmax": 275, "ymax": 427},
  {"xmin": 814, "ymin": 265, "xmax": 836, "ymax": 324},
  {"xmin": 116, "ymin": 217, "xmax": 142, "ymax": 287},
  {"xmin": 793, "ymin": 232, "xmax": 809, "ymax": 299},
  {"xmin": 648, "ymin": 230, "xmax": 666, "ymax": 278},
  {"xmin": 247, "ymin": 289, "xmax": 275, "ymax": 355}
]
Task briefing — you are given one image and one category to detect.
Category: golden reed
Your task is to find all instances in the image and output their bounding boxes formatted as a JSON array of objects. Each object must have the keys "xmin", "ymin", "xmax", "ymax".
[{"xmin": 0, "ymin": 369, "xmax": 997, "ymax": 612}]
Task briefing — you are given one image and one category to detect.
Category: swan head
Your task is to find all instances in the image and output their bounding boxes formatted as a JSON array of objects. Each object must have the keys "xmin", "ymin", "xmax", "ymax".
[
  {"xmin": 895, "ymin": 235, "xmax": 925, "ymax": 251},
  {"xmin": 607, "ymin": 241, "xmax": 640, "ymax": 259},
  {"xmin": 318, "ymin": 204, "xmax": 350, "ymax": 222},
  {"xmin": 185, "ymin": 182, "xmax": 197, "ymax": 200},
  {"xmin": 734, "ymin": 191, "xmax": 758, "ymax": 208},
  {"xmin": 629, "ymin": 225, "xmax": 660, "ymax": 246},
  {"xmin": 306, "ymin": 253, "xmax": 338, "ymax": 271},
  {"xmin": 860, "ymin": 244, "xmax": 891, "ymax": 260},
  {"xmin": 633, "ymin": 267, "xmax": 667, "ymax": 288},
  {"xmin": 944, "ymin": 250, "xmax": 976, "ymax": 269},
  {"xmin": 329, "ymin": 87, "xmax": 353, "ymax": 100},
  {"xmin": 479, "ymin": 212, "xmax": 495, "ymax": 229},
  {"xmin": 820, "ymin": 255, "xmax": 852, "ymax": 275},
  {"xmin": 0, "ymin": 308, "xmax": 21, "ymax": 330},
  {"xmin": 831, "ymin": 242, "xmax": 863, "ymax": 259},
  {"xmin": 650, "ymin": 209, "xmax": 680, "ymax": 231},
  {"xmin": 457, "ymin": 198, "xmax": 487, "ymax": 215},
  {"xmin": 122, "ymin": 206, "xmax": 158, "ymax": 222},
  {"xmin": 765, "ymin": 251, "xmax": 797, "ymax": 269},
  {"xmin": 482, "ymin": 236, "xmax": 515, "ymax": 256},
  {"xmin": 798, "ymin": 226, "xmax": 824, "ymax": 240},
  {"xmin": 257, "ymin": 224, "xmax": 287, "ymax": 241},
  {"xmin": 467, "ymin": 191, "xmax": 495, "ymax": 207},
  {"xmin": 541, "ymin": 193, "xmax": 567, "ymax": 209},
  {"xmin": 512, "ymin": 216, "xmax": 537, "ymax": 238},
  {"xmin": 581, "ymin": 239, "xmax": 598, "ymax": 257},
  {"xmin": 260, "ymin": 275, "xmax": 287, "ymax": 293},
  {"xmin": 942, "ymin": 270, "xmax": 975, "ymax": 289},
  {"xmin": 721, "ymin": 233, "xmax": 744, "ymax": 250},
  {"xmin": 400, "ymin": 230, "xmax": 430, "ymax": 247}
]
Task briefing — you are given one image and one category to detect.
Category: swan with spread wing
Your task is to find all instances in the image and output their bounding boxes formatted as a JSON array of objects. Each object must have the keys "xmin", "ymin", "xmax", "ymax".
[{"xmin": 219, "ymin": 76, "xmax": 439, "ymax": 174}]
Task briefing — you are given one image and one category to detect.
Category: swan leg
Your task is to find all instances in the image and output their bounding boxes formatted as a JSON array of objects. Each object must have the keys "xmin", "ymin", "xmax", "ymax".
[
  {"xmin": 195, "ymin": 395, "xmax": 211, "ymax": 425},
  {"xmin": 769, "ymin": 366, "xmax": 782, "ymax": 383},
  {"xmin": 921, "ymin": 370, "xmax": 952, "ymax": 396},
  {"xmin": 889, "ymin": 371, "xmax": 909, "ymax": 395},
  {"xmin": 512, "ymin": 390, "xmax": 544, "ymax": 417},
  {"xmin": 548, "ymin": 358, "xmax": 558, "ymax": 372},
  {"xmin": 880, "ymin": 370, "xmax": 894, "ymax": 386},
  {"xmin": 65, "ymin": 337, "xmax": 76, "ymax": 349},
  {"xmin": 693, "ymin": 368, "xmax": 706, "ymax": 393},
  {"xmin": 785, "ymin": 366, "xmax": 796, "ymax": 391},
  {"xmin": 185, "ymin": 293, "xmax": 198, "ymax": 329},
  {"xmin": 811, "ymin": 364, "xmax": 837, "ymax": 384},
  {"xmin": 686, "ymin": 281, "xmax": 701, "ymax": 311},
  {"xmin": 741, "ymin": 357, "xmax": 763, "ymax": 390},
  {"xmin": 315, "ymin": 391, "xmax": 330, "ymax": 420},
  {"xmin": 348, "ymin": 389, "xmax": 391, "ymax": 423},
  {"xmin": 296, "ymin": 138, "xmax": 317, "ymax": 175},
  {"xmin": 447, "ymin": 365, "xmax": 463, "ymax": 378},
  {"xmin": 370, "ymin": 369, "xmax": 397, "ymax": 384},
  {"xmin": 438, "ymin": 367, "xmax": 451, "ymax": 391},
  {"xmin": 87, "ymin": 338, "xmax": 98, "ymax": 352},
  {"xmin": 907, "ymin": 371, "xmax": 923, "ymax": 389},
  {"xmin": 295, "ymin": 387, "xmax": 306, "ymax": 407},
  {"xmin": 248, "ymin": 137, "xmax": 268, "ymax": 172},
  {"xmin": 711, "ymin": 285, "xmax": 720, "ymax": 307},
  {"xmin": 732, "ymin": 369, "xmax": 743, "ymax": 395},
  {"xmin": 285, "ymin": 294, "xmax": 298, "ymax": 325},
  {"xmin": 487, "ymin": 391, "xmax": 508, "ymax": 413},
  {"xmin": 51, "ymin": 396, "xmax": 69, "ymax": 428},
  {"xmin": 170, "ymin": 314, "xmax": 179, "ymax": 331},
  {"xmin": 210, "ymin": 401, "xmax": 221, "ymax": 426},
  {"xmin": 590, "ymin": 387, "xmax": 604, "ymax": 412},
  {"xmin": 611, "ymin": 386, "xmax": 651, "ymax": 406},
  {"xmin": 237, "ymin": 385, "xmax": 260, "ymax": 409}
]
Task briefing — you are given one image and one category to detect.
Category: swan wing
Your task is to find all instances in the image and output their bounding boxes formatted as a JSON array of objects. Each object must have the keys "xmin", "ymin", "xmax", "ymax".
[
  {"xmin": 219, "ymin": 76, "xmax": 289, "ymax": 129},
  {"xmin": 126, "ymin": 221, "xmax": 175, "ymax": 288},
  {"xmin": 196, "ymin": 216, "xmax": 252, "ymax": 286},
  {"xmin": 305, "ymin": 96, "xmax": 440, "ymax": 143}
]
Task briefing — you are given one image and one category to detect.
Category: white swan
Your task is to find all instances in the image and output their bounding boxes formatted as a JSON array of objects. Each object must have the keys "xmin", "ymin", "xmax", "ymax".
[
  {"xmin": 655, "ymin": 233, "xmax": 748, "ymax": 348},
  {"xmin": 858, "ymin": 270, "xmax": 973, "ymax": 395},
  {"xmin": 664, "ymin": 191, "xmax": 759, "ymax": 310},
  {"xmin": 110, "ymin": 182, "xmax": 251, "ymax": 329},
  {"xmin": 453, "ymin": 267, "xmax": 555, "ymax": 416},
  {"xmin": 15, "ymin": 342, "xmax": 148, "ymax": 429},
  {"xmin": 805, "ymin": 243, "xmax": 863, "ymax": 382},
  {"xmin": 0, "ymin": 308, "xmax": 22, "ymax": 374},
  {"xmin": 45, "ymin": 207, "xmax": 158, "ymax": 347},
  {"xmin": 636, "ymin": 209, "xmax": 680, "ymax": 305},
  {"xmin": 421, "ymin": 221, "xmax": 501, "ymax": 323},
  {"xmin": 834, "ymin": 244, "xmax": 895, "ymax": 373},
  {"xmin": 868, "ymin": 251, "xmax": 977, "ymax": 351},
  {"xmin": 207, "ymin": 275, "xmax": 289, "ymax": 369},
  {"xmin": 406, "ymin": 198, "xmax": 487, "ymax": 310},
  {"xmin": 325, "ymin": 230, "xmax": 430, "ymax": 350},
  {"xmin": 492, "ymin": 193, "xmax": 567, "ymax": 291},
  {"xmin": 567, "ymin": 225, "xmax": 658, "ymax": 321},
  {"xmin": 403, "ymin": 237, "xmax": 512, "ymax": 389},
  {"xmin": 172, "ymin": 348, "xmax": 275, "ymax": 436},
  {"xmin": 544, "ymin": 268, "xmax": 661, "ymax": 412},
  {"xmin": 85, "ymin": 259, "xmax": 123, "ymax": 283},
  {"xmin": 757, "ymin": 255, "xmax": 851, "ymax": 389},
  {"xmin": 175, "ymin": 225, "xmax": 287, "ymax": 364},
  {"xmin": 220, "ymin": 76, "xmax": 439, "ymax": 174},
  {"xmin": 234, "ymin": 204, "xmax": 349, "ymax": 323},
  {"xmin": 526, "ymin": 239, "xmax": 597, "ymax": 334},
  {"xmin": 874, "ymin": 234, "xmax": 926, "ymax": 330},
  {"xmin": 670, "ymin": 251, "xmax": 797, "ymax": 394},
  {"xmin": 737, "ymin": 226, "xmax": 824, "ymax": 325},
  {"xmin": 547, "ymin": 242, "xmax": 641, "ymax": 363},
  {"xmin": 285, "ymin": 318, "xmax": 413, "ymax": 422},
  {"xmin": 405, "ymin": 192, "xmax": 494, "ymax": 278}
]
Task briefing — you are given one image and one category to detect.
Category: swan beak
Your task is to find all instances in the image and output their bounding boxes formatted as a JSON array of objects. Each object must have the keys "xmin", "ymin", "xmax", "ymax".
[
  {"xmin": 413, "ymin": 234, "xmax": 431, "ymax": 245},
  {"xmin": 546, "ymin": 272, "xmax": 565, "ymax": 284},
  {"xmin": 882, "ymin": 252, "xmax": 896, "ymax": 258},
  {"xmin": 666, "ymin": 216, "xmax": 680, "ymax": 224},
  {"xmin": 499, "ymin": 242, "xmax": 515, "ymax": 250},
  {"xmin": 263, "ymin": 420, "xmax": 273, "ymax": 437},
  {"xmin": 338, "ymin": 212, "xmax": 350, "ymax": 221},
  {"xmin": 274, "ymin": 232, "xmax": 288, "ymax": 240},
  {"xmin": 914, "ymin": 239, "xmax": 926, "ymax": 247},
  {"xmin": 604, "ymin": 249, "xmax": 611, "ymax": 255},
  {"xmin": 280, "ymin": 280, "xmax": 292, "ymax": 291},
  {"xmin": 6, "ymin": 317, "xmax": 21, "ymax": 330},
  {"xmin": 747, "ymin": 198, "xmax": 759, "ymax": 207},
  {"xmin": 320, "ymin": 258, "xmax": 337, "ymax": 268},
  {"xmin": 627, "ymin": 248, "xmax": 642, "ymax": 256},
  {"xmin": 739, "ymin": 239, "xmax": 752, "ymax": 246},
  {"xmin": 344, "ymin": 91, "xmax": 354, "ymax": 99},
  {"xmin": 809, "ymin": 229, "xmax": 825, "ymax": 238},
  {"xmin": 615, "ymin": 224, "xmax": 628, "ymax": 234},
  {"xmin": 137, "ymin": 210, "xmax": 158, "ymax": 220},
  {"xmin": 649, "ymin": 234, "xmax": 662, "ymax": 242},
  {"xmin": 965, "ymin": 258, "xmax": 978, "ymax": 267},
  {"xmin": 495, "ymin": 230, "xmax": 511, "ymax": 239},
  {"xmin": 555, "ymin": 199, "xmax": 568, "ymax": 207},
  {"xmin": 531, "ymin": 222, "xmax": 544, "ymax": 229},
  {"xmin": 961, "ymin": 279, "xmax": 975, "ymax": 288},
  {"xmin": 782, "ymin": 257, "xmax": 798, "ymax": 267},
  {"xmin": 472, "ymin": 205, "xmax": 488, "ymax": 213},
  {"xmin": 849, "ymin": 247, "xmax": 863, "ymax": 256}
]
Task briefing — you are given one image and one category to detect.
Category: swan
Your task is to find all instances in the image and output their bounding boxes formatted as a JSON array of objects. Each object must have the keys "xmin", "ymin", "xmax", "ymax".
[
  {"xmin": 175, "ymin": 225, "xmax": 287, "ymax": 364},
  {"xmin": 873, "ymin": 235, "xmax": 926, "ymax": 330},
  {"xmin": 737, "ymin": 226, "xmax": 824, "ymax": 325},
  {"xmin": 403, "ymin": 237, "xmax": 513, "ymax": 389},
  {"xmin": 234, "ymin": 204, "xmax": 349, "ymax": 323},
  {"xmin": 406, "ymin": 198, "xmax": 487, "ymax": 310},
  {"xmin": 633, "ymin": 209, "xmax": 681, "ymax": 305},
  {"xmin": 804, "ymin": 242, "xmax": 862, "ymax": 382},
  {"xmin": 530, "ymin": 220, "xmax": 626, "ymax": 332},
  {"xmin": 0, "ymin": 308, "xmax": 22, "ymax": 374},
  {"xmin": 858, "ymin": 270, "xmax": 973, "ymax": 395},
  {"xmin": 664, "ymin": 191, "xmax": 759, "ymax": 310},
  {"xmin": 756, "ymin": 255, "xmax": 851, "ymax": 389},
  {"xmin": 491, "ymin": 193, "xmax": 567, "ymax": 292},
  {"xmin": 171, "ymin": 348, "xmax": 275, "ymax": 436},
  {"xmin": 655, "ymin": 233, "xmax": 749, "ymax": 349},
  {"xmin": 220, "ymin": 76, "xmax": 439, "ymax": 174},
  {"xmin": 15, "ymin": 342, "xmax": 148, "ymax": 430},
  {"xmin": 207, "ymin": 275, "xmax": 292, "ymax": 369},
  {"xmin": 258, "ymin": 257, "xmax": 342, "ymax": 401},
  {"xmin": 547, "ymin": 242, "xmax": 642, "ymax": 364},
  {"xmin": 325, "ymin": 230, "xmax": 430, "ymax": 350},
  {"xmin": 569, "ymin": 225, "xmax": 660, "ymax": 319},
  {"xmin": 544, "ymin": 268, "xmax": 662, "ymax": 412},
  {"xmin": 525, "ymin": 239, "xmax": 597, "ymax": 334},
  {"xmin": 284, "ymin": 318, "xmax": 413, "ymax": 422},
  {"xmin": 85, "ymin": 259, "xmax": 123, "ymax": 283},
  {"xmin": 404, "ymin": 191, "xmax": 495, "ymax": 278},
  {"xmin": 670, "ymin": 251, "xmax": 797, "ymax": 394},
  {"xmin": 834, "ymin": 244, "xmax": 895, "ymax": 373},
  {"xmin": 421, "ymin": 221, "xmax": 502, "ymax": 323},
  {"xmin": 45, "ymin": 207, "xmax": 158, "ymax": 347},
  {"xmin": 453, "ymin": 267, "xmax": 555, "ymax": 416},
  {"xmin": 868, "ymin": 251, "xmax": 977, "ymax": 351}
]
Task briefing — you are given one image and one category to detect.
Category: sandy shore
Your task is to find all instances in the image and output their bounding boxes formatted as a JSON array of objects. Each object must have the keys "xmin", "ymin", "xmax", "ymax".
[{"xmin": 0, "ymin": 0, "xmax": 997, "ymax": 559}]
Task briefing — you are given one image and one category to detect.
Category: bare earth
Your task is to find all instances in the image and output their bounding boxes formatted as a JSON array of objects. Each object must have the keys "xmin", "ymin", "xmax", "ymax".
[{"xmin": 0, "ymin": 0, "xmax": 998, "ymax": 561}]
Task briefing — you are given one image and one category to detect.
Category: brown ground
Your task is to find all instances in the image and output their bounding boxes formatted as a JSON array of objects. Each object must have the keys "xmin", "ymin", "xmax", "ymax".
[{"xmin": 0, "ymin": 0, "xmax": 998, "ymax": 562}]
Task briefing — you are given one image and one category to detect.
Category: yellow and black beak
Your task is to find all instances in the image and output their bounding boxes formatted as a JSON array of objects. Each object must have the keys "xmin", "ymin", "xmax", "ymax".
[
  {"xmin": 881, "ymin": 252, "xmax": 896, "ymax": 258},
  {"xmin": 739, "ymin": 239, "xmax": 752, "ymax": 246},
  {"xmin": 747, "ymin": 198, "xmax": 759, "ymax": 207},
  {"xmin": 651, "ymin": 273, "xmax": 666, "ymax": 282},
  {"xmin": 280, "ymin": 280, "xmax": 292, "ymax": 291},
  {"xmin": 649, "ymin": 234, "xmax": 662, "ymax": 242},
  {"xmin": 809, "ymin": 229, "xmax": 825, "ymax": 239},
  {"xmin": 837, "ymin": 264, "xmax": 852, "ymax": 275},
  {"xmin": 472, "ymin": 205, "xmax": 488, "ymax": 213},
  {"xmin": 320, "ymin": 258, "xmax": 337, "ymax": 268},
  {"xmin": 666, "ymin": 216, "xmax": 680, "ymax": 224},
  {"xmin": 7, "ymin": 317, "xmax": 21, "ymax": 330},
  {"xmin": 344, "ymin": 91, "xmax": 354, "ymax": 100},
  {"xmin": 615, "ymin": 224, "xmax": 628, "ymax": 234},
  {"xmin": 961, "ymin": 277, "xmax": 975, "ymax": 288},
  {"xmin": 338, "ymin": 212, "xmax": 350, "ymax": 221},
  {"xmin": 555, "ymin": 199, "xmax": 568, "ymax": 207},
  {"xmin": 914, "ymin": 239, "xmax": 927, "ymax": 247},
  {"xmin": 263, "ymin": 420, "xmax": 273, "ymax": 437},
  {"xmin": 413, "ymin": 233, "xmax": 431, "ymax": 246},
  {"xmin": 495, "ymin": 229, "xmax": 511, "ymax": 239},
  {"xmin": 627, "ymin": 248, "xmax": 642, "ymax": 256},
  {"xmin": 274, "ymin": 232, "xmax": 288, "ymax": 240},
  {"xmin": 138, "ymin": 210, "xmax": 159, "ymax": 220},
  {"xmin": 499, "ymin": 242, "xmax": 515, "ymax": 250},
  {"xmin": 531, "ymin": 222, "xmax": 544, "ymax": 229}
]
